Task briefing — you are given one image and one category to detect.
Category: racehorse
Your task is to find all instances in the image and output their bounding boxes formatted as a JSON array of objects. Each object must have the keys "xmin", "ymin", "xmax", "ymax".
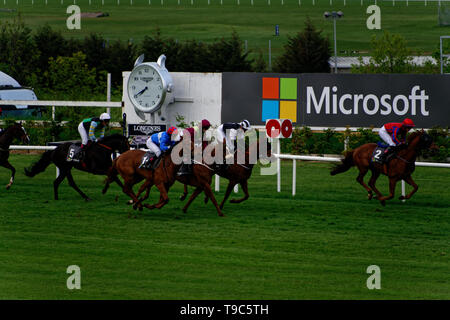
[
  {"xmin": 0, "ymin": 123, "xmax": 30, "ymax": 189},
  {"xmin": 330, "ymin": 130, "xmax": 436, "ymax": 206},
  {"xmin": 24, "ymin": 134, "xmax": 129, "ymax": 201},
  {"xmin": 180, "ymin": 136, "xmax": 272, "ymax": 211},
  {"xmin": 176, "ymin": 155, "xmax": 224, "ymax": 217},
  {"xmin": 102, "ymin": 139, "xmax": 193, "ymax": 211}
]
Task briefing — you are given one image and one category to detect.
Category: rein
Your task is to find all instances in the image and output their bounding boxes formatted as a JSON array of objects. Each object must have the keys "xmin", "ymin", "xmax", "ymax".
[
  {"xmin": 193, "ymin": 159, "xmax": 215, "ymax": 171},
  {"xmin": 97, "ymin": 143, "xmax": 113, "ymax": 151}
]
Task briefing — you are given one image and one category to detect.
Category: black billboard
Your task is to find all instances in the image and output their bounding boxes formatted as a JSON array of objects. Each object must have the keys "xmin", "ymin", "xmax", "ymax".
[{"xmin": 221, "ymin": 73, "xmax": 450, "ymax": 128}]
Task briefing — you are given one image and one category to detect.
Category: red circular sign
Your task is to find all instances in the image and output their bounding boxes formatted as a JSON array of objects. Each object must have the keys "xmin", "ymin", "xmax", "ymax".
[
  {"xmin": 266, "ymin": 119, "xmax": 281, "ymax": 138},
  {"xmin": 281, "ymin": 119, "xmax": 293, "ymax": 138}
]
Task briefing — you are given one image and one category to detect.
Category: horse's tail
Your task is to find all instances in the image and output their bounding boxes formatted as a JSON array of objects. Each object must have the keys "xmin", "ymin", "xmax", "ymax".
[
  {"xmin": 330, "ymin": 150, "xmax": 354, "ymax": 176},
  {"xmin": 24, "ymin": 150, "xmax": 53, "ymax": 177}
]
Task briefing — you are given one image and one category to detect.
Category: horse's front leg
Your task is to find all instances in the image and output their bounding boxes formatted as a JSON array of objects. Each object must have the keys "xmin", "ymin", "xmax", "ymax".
[
  {"xmin": 144, "ymin": 183, "xmax": 169, "ymax": 210},
  {"xmin": 399, "ymin": 175, "xmax": 418, "ymax": 200},
  {"xmin": 2, "ymin": 161, "xmax": 15, "ymax": 190},
  {"xmin": 378, "ymin": 177, "xmax": 398, "ymax": 206}
]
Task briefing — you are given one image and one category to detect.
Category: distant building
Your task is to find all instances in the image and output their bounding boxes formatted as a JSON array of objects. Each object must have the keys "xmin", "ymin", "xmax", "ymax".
[{"xmin": 328, "ymin": 56, "xmax": 437, "ymax": 73}]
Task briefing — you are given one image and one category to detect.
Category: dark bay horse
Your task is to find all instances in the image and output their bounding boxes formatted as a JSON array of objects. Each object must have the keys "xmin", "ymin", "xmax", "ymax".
[
  {"xmin": 0, "ymin": 123, "xmax": 30, "ymax": 189},
  {"xmin": 180, "ymin": 137, "xmax": 272, "ymax": 211},
  {"xmin": 24, "ymin": 134, "xmax": 129, "ymax": 201},
  {"xmin": 330, "ymin": 130, "xmax": 436, "ymax": 206}
]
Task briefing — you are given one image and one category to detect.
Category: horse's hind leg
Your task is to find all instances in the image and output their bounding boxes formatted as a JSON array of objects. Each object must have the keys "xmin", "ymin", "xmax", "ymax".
[
  {"xmin": 356, "ymin": 167, "xmax": 372, "ymax": 199},
  {"xmin": 2, "ymin": 161, "xmax": 15, "ymax": 190},
  {"xmin": 399, "ymin": 175, "xmax": 418, "ymax": 200},
  {"xmin": 53, "ymin": 168, "xmax": 67, "ymax": 200},
  {"xmin": 180, "ymin": 184, "xmax": 189, "ymax": 201},
  {"xmin": 230, "ymin": 179, "xmax": 249, "ymax": 204},
  {"xmin": 67, "ymin": 170, "xmax": 91, "ymax": 201},
  {"xmin": 368, "ymin": 170, "xmax": 383, "ymax": 200}
]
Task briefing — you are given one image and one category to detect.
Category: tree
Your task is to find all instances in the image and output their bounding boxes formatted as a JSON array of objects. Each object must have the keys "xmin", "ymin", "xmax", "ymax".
[
  {"xmin": 274, "ymin": 17, "xmax": 331, "ymax": 73},
  {"xmin": 352, "ymin": 31, "xmax": 414, "ymax": 74}
]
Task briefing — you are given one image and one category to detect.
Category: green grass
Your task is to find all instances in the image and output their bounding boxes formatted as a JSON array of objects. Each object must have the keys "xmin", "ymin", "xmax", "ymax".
[
  {"xmin": 0, "ymin": 154, "xmax": 448, "ymax": 299},
  {"xmin": 0, "ymin": 1, "xmax": 449, "ymax": 61}
]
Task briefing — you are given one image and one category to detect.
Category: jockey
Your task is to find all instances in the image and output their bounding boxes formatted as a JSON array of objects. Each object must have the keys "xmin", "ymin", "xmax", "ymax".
[
  {"xmin": 216, "ymin": 120, "xmax": 251, "ymax": 157},
  {"xmin": 78, "ymin": 113, "xmax": 111, "ymax": 148},
  {"xmin": 177, "ymin": 119, "xmax": 211, "ymax": 176},
  {"xmin": 141, "ymin": 126, "xmax": 178, "ymax": 168},
  {"xmin": 379, "ymin": 118, "xmax": 415, "ymax": 160}
]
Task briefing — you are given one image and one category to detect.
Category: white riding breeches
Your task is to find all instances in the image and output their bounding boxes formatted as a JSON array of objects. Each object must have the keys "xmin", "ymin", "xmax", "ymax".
[
  {"xmin": 78, "ymin": 122, "xmax": 89, "ymax": 145},
  {"xmin": 379, "ymin": 126, "xmax": 396, "ymax": 146},
  {"xmin": 146, "ymin": 139, "xmax": 161, "ymax": 157}
]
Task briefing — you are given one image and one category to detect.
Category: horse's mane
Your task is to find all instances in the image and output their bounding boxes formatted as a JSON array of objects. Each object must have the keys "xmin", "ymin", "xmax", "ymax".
[
  {"xmin": 100, "ymin": 134, "xmax": 127, "ymax": 142},
  {"xmin": 407, "ymin": 130, "xmax": 422, "ymax": 144}
]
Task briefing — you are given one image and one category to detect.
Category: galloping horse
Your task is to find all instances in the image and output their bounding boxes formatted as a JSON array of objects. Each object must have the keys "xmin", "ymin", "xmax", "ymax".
[
  {"xmin": 103, "ymin": 139, "xmax": 193, "ymax": 211},
  {"xmin": 0, "ymin": 123, "xmax": 30, "ymax": 189},
  {"xmin": 330, "ymin": 130, "xmax": 436, "ymax": 205},
  {"xmin": 180, "ymin": 137, "xmax": 272, "ymax": 211},
  {"xmin": 24, "ymin": 134, "xmax": 129, "ymax": 201}
]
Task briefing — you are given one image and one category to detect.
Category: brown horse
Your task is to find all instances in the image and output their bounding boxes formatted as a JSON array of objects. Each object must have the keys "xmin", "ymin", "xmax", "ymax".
[
  {"xmin": 176, "ymin": 157, "xmax": 224, "ymax": 216},
  {"xmin": 330, "ymin": 130, "xmax": 435, "ymax": 206},
  {"xmin": 180, "ymin": 136, "xmax": 272, "ymax": 211},
  {"xmin": 0, "ymin": 123, "xmax": 30, "ymax": 189},
  {"xmin": 103, "ymin": 139, "xmax": 191, "ymax": 211}
]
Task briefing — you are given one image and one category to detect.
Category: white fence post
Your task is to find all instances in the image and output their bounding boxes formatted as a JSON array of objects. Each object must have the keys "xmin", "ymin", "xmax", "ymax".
[
  {"xmin": 401, "ymin": 180, "xmax": 406, "ymax": 202},
  {"xmin": 107, "ymin": 73, "xmax": 111, "ymax": 115},
  {"xmin": 292, "ymin": 159, "xmax": 296, "ymax": 196},
  {"xmin": 277, "ymin": 139, "xmax": 281, "ymax": 192},
  {"xmin": 215, "ymin": 174, "xmax": 220, "ymax": 192}
]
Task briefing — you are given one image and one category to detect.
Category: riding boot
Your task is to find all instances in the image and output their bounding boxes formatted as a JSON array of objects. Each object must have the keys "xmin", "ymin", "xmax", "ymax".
[
  {"xmin": 382, "ymin": 146, "xmax": 395, "ymax": 163},
  {"xmin": 177, "ymin": 164, "xmax": 192, "ymax": 176}
]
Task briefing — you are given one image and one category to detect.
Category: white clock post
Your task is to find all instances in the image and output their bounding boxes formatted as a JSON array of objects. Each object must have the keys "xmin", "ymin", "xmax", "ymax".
[{"xmin": 122, "ymin": 54, "xmax": 174, "ymax": 138}]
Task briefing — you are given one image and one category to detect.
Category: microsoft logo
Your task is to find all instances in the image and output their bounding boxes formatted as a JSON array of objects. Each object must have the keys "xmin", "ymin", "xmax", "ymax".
[{"xmin": 262, "ymin": 77, "xmax": 298, "ymax": 122}]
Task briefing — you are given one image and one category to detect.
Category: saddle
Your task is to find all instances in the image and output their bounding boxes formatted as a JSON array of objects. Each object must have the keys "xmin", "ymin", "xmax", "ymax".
[
  {"xmin": 139, "ymin": 151, "xmax": 162, "ymax": 170},
  {"xmin": 66, "ymin": 143, "xmax": 83, "ymax": 163}
]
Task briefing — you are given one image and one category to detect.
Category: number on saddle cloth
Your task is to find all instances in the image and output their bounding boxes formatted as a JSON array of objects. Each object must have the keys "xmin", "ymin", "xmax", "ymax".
[
  {"xmin": 371, "ymin": 142, "xmax": 389, "ymax": 164},
  {"xmin": 66, "ymin": 144, "xmax": 82, "ymax": 162}
]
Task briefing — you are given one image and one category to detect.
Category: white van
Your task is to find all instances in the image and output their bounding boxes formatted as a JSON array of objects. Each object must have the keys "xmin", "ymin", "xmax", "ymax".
[{"xmin": 0, "ymin": 71, "xmax": 39, "ymax": 118}]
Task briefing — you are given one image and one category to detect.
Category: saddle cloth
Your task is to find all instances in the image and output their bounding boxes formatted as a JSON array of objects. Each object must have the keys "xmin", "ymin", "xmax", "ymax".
[
  {"xmin": 66, "ymin": 144, "xmax": 83, "ymax": 162},
  {"xmin": 140, "ymin": 151, "xmax": 162, "ymax": 170}
]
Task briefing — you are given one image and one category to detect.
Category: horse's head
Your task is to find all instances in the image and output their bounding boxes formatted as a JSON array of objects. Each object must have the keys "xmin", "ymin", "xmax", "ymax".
[
  {"xmin": 99, "ymin": 134, "xmax": 130, "ymax": 153},
  {"xmin": 13, "ymin": 122, "xmax": 30, "ymax": 144}
]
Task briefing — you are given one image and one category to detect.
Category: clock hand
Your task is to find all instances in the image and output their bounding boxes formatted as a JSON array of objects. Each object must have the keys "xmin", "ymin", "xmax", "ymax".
[{"xmin": 134, "ymin": 86, "xmax": 148, "ymax": 98}]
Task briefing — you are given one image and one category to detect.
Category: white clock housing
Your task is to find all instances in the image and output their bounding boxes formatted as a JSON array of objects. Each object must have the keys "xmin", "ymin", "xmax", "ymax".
[{"xmin": 127, "ymin": 54, "xmax": 173, "ymax": 114}]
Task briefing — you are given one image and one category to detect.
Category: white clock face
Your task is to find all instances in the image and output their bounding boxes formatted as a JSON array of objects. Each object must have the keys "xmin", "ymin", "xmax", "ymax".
[{"xmin": 127, "ymin": 64, "xmax": 165, "ymax": 112}]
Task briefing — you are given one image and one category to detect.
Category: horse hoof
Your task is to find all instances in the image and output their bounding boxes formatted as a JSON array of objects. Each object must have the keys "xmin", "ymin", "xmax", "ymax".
[
  {"xmin": 126, "ymin": 200, "xmax": 133, "ymax": 205},
  {"xmin": 380, "ymin": 200, "xmax": 386, "ymax": 207},
  {"xmin": 368, "ymin": 193, "xmax": 373, "ymax": 200},
  {"xmin": 179, "ymin": 194, "xmax": 187, "ymax": 201},
  {"xmin": 114, "ymin": 195, "xmax": 119, "ymax": 202},
  {"xmin": 5, "ymin": 185, "xmax": 11, "ymax": 190},
  {"xmin": 204, "ymin": 197, "xmax": 208, "ymax": 204},
  {"xmin": 399, "ymin": 196, "xmax": 405, "ymax": 201}
]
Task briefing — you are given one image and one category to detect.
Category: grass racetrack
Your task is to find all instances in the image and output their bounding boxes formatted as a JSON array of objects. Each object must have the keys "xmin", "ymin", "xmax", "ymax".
[{"xmin": 0, "ymin": 154, "xmax": 448, "ymax": 299}]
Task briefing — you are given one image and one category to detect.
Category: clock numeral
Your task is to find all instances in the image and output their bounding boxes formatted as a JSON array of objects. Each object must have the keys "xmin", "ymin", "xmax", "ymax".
[
  {"xmin": 134, "ymin": 77, "xmax": 138, "ymax": 81},
  {"xmin": 138, "ymin": 71, "xmax": 142, "ymax": 75},
  {"xmin": 152, "ymin": 101, "xmax": 155, "ymax": 105},
  {"xmin": 145, "ymin": 68, "xmax": 149, "ymax": 73},
  {"xmin": 139, "ymin": 101, "xmax": 143, "ymax": 105},
  {"xmin": 145, "ymin": 103, "xmax": 149, "ymax": 107},
  {"xmin": 132, "ymin": 85, "xmax": 136, "ymax": 90},
  {"xmin": 157, "ymin": 95, "xmax": 160, "ymax": 99},
  {"xmin": 158, "ymin": 86, "xmax": 162, "ymax": 90}
]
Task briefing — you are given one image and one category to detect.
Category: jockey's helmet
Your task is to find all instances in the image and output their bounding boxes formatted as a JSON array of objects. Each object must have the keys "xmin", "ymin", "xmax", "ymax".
[
  {"xmin": 100, "ymin": 113, "xmax": 111, "ymax": 121},
  {"xmin": 167, "ymin": 126, "xmax": 177, "ymax": 135},
  {"xmin": 240, "ymin": 119, "xmax": 251, "ymax": 130},
  {"xmin": 402, "ymin": 118, "xmax": 415, "ymax": 127}
]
